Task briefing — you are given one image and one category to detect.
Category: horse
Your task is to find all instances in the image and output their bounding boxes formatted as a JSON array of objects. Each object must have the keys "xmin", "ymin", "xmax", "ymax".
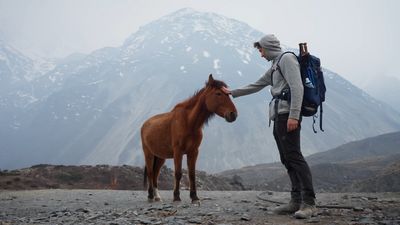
[{"xmin": 141, "ymin": 74, "xmax": 237, "ymax": 203}]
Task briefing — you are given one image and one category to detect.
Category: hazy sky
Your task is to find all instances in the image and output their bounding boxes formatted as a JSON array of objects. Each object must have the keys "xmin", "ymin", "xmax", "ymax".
[{"xmin": 0, "ymin": 0, "xmax": 399, "ymax": 87}]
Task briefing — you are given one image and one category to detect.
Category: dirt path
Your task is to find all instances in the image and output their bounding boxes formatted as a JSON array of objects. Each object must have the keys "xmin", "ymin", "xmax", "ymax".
[{"xmin": 1, "ymin": 190, "xmax": 399, "ymax": 224}]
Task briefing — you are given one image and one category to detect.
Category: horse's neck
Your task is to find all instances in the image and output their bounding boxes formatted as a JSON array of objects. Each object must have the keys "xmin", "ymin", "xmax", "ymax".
[{"xmin": 187, "ymin": 96, "xmax": 212, "ymax": 130}]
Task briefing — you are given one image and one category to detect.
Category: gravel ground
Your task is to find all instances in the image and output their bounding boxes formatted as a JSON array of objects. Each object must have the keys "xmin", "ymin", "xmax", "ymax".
[{"xmin": 1, "ymin": 190, "xmax": 400, "ymax": 225}]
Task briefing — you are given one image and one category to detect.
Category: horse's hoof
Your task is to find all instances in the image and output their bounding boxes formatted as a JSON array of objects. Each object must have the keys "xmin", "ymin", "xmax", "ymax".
[
  {"xmin": 173, "ymin": 197, "xmax": 181, "ymax": 202},
  {"xmin": 191, "ymin": 199, "xmax": 201, "ymax": 205},
  {"xmin": 154, "ymin": 197, "xmax": 162, "ymax": 202},
  {"xmin": 147, "ymin": 198, "xmax": 154, "ymax": 203}
]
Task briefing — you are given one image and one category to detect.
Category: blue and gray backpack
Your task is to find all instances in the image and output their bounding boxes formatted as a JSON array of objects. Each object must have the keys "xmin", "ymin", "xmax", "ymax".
[{"xmin": 273, "ymin": 43, "xmax": 326, "ymax": 133}]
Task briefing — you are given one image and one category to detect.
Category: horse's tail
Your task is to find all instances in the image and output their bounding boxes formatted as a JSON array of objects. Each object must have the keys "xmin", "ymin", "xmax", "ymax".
[{"xmin": 143, "ymin": 156, "xmax": 159, "ymax": 189}]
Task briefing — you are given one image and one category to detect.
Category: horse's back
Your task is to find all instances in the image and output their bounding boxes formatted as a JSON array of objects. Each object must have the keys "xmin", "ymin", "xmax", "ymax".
[{"xmin": 142, "ymin": 111, "xmax": 173, "ymax": 130}]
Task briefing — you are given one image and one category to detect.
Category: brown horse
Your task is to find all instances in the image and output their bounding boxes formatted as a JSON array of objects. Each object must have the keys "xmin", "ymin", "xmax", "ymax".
[{"xmin": 141, "ymin": 74, "xmax": 237, "ymax": 203}]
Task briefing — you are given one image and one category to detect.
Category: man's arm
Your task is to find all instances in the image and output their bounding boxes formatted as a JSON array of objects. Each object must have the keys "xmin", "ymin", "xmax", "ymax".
[{"xmin": 229, "ymin": 69, "xmax": 272, "ymax": 98}]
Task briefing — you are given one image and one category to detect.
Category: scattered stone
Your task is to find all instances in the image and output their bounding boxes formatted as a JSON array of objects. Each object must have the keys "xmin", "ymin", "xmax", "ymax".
[
  {"xmin": 240, "ymin": 213, "xmax": 251, "ymax": 221},
  {"xmin": 87, "ymin": 214, "xmax": 103, "ymax": 220},
  {"xmin": 319, "ymin": 209, "xmax": 332, "ymax": 216},
  {"xmin": 353, "ymin": 207, "xmax": 364, "ymax": 212},
  {"xmin": 361, "ymin": 197, "xmax": 369, "ymax": 201},
  {"xmin": 188, "ymin": 217, "xmax": 203, "ymax": 224},
  {"xmin": 76, "ymin": 208, "xmax": 91, "ymax": 213}
]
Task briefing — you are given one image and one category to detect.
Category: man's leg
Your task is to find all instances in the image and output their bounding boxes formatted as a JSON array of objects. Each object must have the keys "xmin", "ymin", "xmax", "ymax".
[
  {"xmin": 273, "ymin": 114, "xmax": 303, "ymax": 200},
  {"xmin": 274, "ymin": 114, "xmax": 317, "ymax": 218},
  {"xmin": 272, "ymin": 115, "xmax": 302, "ymax": 214}
]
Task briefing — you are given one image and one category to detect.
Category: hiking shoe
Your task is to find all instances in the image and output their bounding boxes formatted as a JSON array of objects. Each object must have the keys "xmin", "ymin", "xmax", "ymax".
[
  {"xmin": 273, "ymin": 201, "xmax": 301, "ymax": 215},
  {"xmin": 294, "ymin": 203, "xmax": 317, "ymax": 219}
]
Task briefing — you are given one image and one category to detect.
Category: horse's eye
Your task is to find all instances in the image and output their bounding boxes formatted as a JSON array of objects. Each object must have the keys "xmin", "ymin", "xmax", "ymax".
[{"xmin": 216, "ymin": 92, "xmax": 222, "ymax": 96}]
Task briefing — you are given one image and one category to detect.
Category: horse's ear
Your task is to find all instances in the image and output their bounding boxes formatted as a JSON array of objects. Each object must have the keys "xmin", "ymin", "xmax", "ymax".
[{"xmin": 208, "ymin": 74, "xmax": 214, "ymax": 85}]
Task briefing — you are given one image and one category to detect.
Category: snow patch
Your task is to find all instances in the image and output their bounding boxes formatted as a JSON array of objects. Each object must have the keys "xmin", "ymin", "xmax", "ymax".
[
  {"xmin": 213, "ymin": 59, "xmax": 220, "ymax": 69},
  {"xmin": 193, "ymin": 54, "xmax": 199, "ymax": 64},
  {"xmin": 88, "ymin": 80, "xmax": 104, "ymax": 85},
  {"xmin": 180, "ymin": 66, "xmax": 187, "ymax": 73},
  {"xmin": 203, "ymin": 51, "xmax": 210, "ymax": 58}
]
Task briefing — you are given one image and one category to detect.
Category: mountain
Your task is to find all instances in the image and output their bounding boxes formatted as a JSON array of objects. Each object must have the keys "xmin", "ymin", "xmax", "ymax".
[
  {"xmin": 306, "ymin": 131, "xmax": 400, "ymax": 164},
  {"xmin": 218, "ymin": 131, "xmax": 400, "ymax": 192},
  {"xmin": 361, "ymin": 75, "xmax": 400, "ymax": 113},
  {"xmin": 1, "ymin": 8, "xmax": 400, "ymax": 172}
]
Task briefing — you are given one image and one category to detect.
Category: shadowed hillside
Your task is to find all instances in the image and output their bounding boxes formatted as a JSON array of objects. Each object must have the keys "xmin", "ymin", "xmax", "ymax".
[{"xmin": 218, "ymin": 131, "xmax": 400, "ymax": 192}]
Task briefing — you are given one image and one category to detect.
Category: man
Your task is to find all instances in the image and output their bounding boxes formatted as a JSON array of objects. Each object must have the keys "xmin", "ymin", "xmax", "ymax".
[{"xmin": 222, "ymin": 34, "xmax": 317, "ymax": 219}]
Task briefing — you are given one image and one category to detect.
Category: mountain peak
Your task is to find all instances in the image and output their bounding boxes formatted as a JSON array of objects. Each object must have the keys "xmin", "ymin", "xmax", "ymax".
[
  {"xmin": 169, "ymin": 7, "xmax": 198, "ymax": 17},
  {"xmin": 122, "ymin": 8, "xmax": 261, "ymax": 51}
]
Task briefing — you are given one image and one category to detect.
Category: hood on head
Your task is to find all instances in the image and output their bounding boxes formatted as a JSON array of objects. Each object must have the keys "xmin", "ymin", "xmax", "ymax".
[{"xmin": 256, "ymin": 34, "xmax": 282, "ymax": 61}]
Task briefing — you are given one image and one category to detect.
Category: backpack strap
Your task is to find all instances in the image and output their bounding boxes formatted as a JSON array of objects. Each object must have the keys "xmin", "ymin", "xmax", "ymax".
[
  {"xmin": 271, "ymin": 51, "xmax": 297, "ymax": 85},
  {"xmin": 319, "ymin": 103, "xmax": 324, "ymax": 132},
  {"xmin": 312, "ymin": 104, "xmax": 324, "ymax": 133}
]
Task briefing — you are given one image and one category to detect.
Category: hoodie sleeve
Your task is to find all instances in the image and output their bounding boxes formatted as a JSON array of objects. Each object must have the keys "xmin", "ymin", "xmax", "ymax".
[
  {"xmin": 230, "ymin": 69, "xmax": 272, "ymax": 98},
  {"xmin": 279, "ymin": 54, "xmax": 304, "ymax": 120}
]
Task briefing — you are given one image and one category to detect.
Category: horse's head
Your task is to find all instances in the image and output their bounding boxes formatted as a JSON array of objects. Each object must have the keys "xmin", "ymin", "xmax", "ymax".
[{"xmin": 204, "ymin": 74, "xmax": 237, "ymax": 122}]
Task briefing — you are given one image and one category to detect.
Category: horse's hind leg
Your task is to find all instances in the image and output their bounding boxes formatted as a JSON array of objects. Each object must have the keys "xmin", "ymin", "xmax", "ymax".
[
  {"xmin": 143, "ymin": 149, "xmax": 156, "ymax": 202},
  {"xmin": 153, "ymin": 156, "xmax": 166, "ymax": 202}
]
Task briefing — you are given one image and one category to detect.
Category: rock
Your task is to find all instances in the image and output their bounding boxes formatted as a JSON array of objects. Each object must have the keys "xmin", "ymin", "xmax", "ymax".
[
  {"xmin": 76, "ymin": 208, "xmax": 91, "ymax": 213},
  {"xmin": 188, "ymin": 217, "xmax": 203, "ymax": 224},
  {"xmin": 353, "ymin": 207, "xmax": 364, "ymax": 212},
  {"xmin": 240, "ymin": 213, "xmax": 251, "ymax": 221},
  {"xmin": 319, "ymin": 209, "xmax": 332, "ymax": 216},
  {"xmin": 307, "ymin": 217, "xmax": 321, "ymax": 223},
  {"xmin": 87, "ymin": 214, "xmax": 103, "ymax": 220}
]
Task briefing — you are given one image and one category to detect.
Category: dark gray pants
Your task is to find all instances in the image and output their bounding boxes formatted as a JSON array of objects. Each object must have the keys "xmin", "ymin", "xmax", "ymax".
[{"xmin": 273, "ymin": 114, "xmax": 316, "ymax": 204}]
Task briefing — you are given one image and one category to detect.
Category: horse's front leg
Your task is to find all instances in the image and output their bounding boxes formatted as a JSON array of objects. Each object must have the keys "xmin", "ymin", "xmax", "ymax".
[
  {"xmin": 187, "ymin": 150, "xmax": 200, "ymax": 204},
  {"xmin": 173, "ymin": 152, "xmax": 183, "ymax": 202}
]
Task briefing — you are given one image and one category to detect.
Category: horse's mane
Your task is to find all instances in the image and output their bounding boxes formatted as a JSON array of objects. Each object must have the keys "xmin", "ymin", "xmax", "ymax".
[{"xmin": 174, "ymin": 79, "xmax": 228, "ymax": 109}]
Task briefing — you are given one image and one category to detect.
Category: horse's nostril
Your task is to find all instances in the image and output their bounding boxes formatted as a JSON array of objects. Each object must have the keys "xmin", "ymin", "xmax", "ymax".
[
  {"xmin": 230, "ymin": 112, "xmax": 237, "ymax": 120},
  {"xmin": 232, "ymin": 112, "xmax": 237, "ymax": 118},
  {"xmin": 225, "ymin": 111, "xmax": 237, "ymax": 122}
]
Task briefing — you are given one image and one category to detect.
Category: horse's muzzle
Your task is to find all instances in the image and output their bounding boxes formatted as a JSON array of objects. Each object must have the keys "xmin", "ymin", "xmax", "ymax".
[{"xmin": 225, "ymin": 111, "xmax": 237, "ymax": 122}]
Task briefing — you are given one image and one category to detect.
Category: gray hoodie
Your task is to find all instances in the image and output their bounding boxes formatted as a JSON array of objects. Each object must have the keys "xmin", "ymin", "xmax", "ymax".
[{"xmin": 231, "ymin": 34, "xmax": 304, "ymax": 121}]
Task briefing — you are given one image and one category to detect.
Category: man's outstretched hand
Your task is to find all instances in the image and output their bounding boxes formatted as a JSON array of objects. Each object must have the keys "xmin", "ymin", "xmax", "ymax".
[{"xmin": 221, "ymin": 87, "xmax": 231, "ymax": 95}]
